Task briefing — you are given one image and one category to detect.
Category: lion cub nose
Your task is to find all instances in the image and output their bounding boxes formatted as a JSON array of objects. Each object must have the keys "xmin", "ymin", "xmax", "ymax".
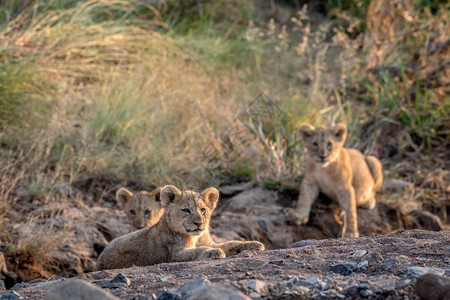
[{"xmin": 193, "ymin": 221, "xmax": 203, "ymax": 228}]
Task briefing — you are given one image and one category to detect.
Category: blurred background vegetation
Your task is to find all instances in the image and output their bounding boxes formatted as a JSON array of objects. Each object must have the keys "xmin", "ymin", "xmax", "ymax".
[{"xmin": 0, "ymin": 0, "xmax": 448, "ymax": 283}]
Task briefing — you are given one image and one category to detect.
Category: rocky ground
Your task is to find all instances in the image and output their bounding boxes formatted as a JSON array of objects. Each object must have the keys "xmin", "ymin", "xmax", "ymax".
[{"xmin": 1, "ymin": 230, "xmax": 449, "ymax": 299}]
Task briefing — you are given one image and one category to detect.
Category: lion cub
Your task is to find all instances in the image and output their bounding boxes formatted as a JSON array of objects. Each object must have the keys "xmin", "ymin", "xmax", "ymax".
[
  {"xmin": 116, "ymin": 187, "xmax": 164, "ymax": 231},
  {"xmin": 97, "ymin": 185, "xmax": 264, "ymax": 270},
  {"xmin": 290, "ymin": 123, "xmax": 383, "ymax": 237}
]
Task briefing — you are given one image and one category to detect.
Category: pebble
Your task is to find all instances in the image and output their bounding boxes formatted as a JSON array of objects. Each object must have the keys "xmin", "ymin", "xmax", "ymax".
[
  {"xmin": 45, "ymin": 279, "xmax": 119, "ymax": 300},
  {"xmin": 382, "ymin": 282, "xmax": 396, "ymax": 291},
  {"xmin": 330, "ymin": 262, "xmax": 357, "ymax": 276},
  {"xmin": 186, "ymin": 285, "xmax": 251, "ymax": 300},
  {"xmin": 360, "ymin": 289, "xmax": 373, "ymax": 298},
  {"xmin": 350, "ymin": 250, "xmax": 367, "ymax": 259},
  {"xmin": 0, "ymin": 280, "xmax": 5, "ymax": 292},
  {"xmin": 176, "ymin": 278, "xmax": 211, "ymax": 296},
  {"xmin": 0, "ymin": 291, "xmax": 23, "ymax": 300},
  {"xmin": 156, "ymin": 291, "xmax": 182, "ymax": 300},
  {"xmin": 109, "ymin": 273, "xmax": 131, "ymax": 287},
  {"xmin": 357, "ymin": 261, "xmax": 369, "ymax": 269},
  {"xmin": 248, "ymin": 292, "xmax": 261, "ymax": 299},
  {"xmin": 287, "ymin": 277, "xmax": 298, "ymax": 285},
  {"xmin": 304, "ymin": 276, "xmax": 319, "ymax": 286},
  {"xmin": 407, "ymin": 266, "xmax": 445, "ymax": 276},
  {"xmin": 383, "ymin": 259, "xmax": 399, "ymax": 265},
  {"xmin": 97, "ymin": 273, "xmax": 131, "ymax": 289},
  {"xmin": 247, "ymin": 280, "xmax": 267, "ymax": 294},
  {"xmin": 335, "ymin": 293, "xmax": 346, "ymax": 299},
  {"xmin": 343, "ymin": 286, "xmax": 359, "ymax": 297}
]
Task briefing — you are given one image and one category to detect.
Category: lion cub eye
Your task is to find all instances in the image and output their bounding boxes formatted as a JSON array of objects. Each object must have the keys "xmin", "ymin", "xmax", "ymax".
[
  {"xmin": 327, "ymin": 142, "xmax": 332, "ymax": 151},
  {"xmin": 129, "ymin": 209, "xmax": 136, "ymax": 216},
  {"xmin": 201, "ymin": 208, "xmax": 206, "ymax": 215},
  {"xmin": 313, "ymin": 142, "xmax": 318, "ymax": 149},
  {"xmin": 182, "ymin": 208, "xmax": 191, "ymax": 214},
  {"xmin": 144, "ymin": 209, "xmax": 150, "ymax": 217}
]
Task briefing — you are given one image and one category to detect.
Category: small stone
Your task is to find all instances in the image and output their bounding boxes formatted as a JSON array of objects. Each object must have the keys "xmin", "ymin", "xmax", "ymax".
[
  {"xmin": 304, "ymin": 276, "xmax": 319, "ymax": 286},
  {"xmin": 381, "ymin": 179, "xmax": 413, "ymax": 191},
  {"xmin": 248, "ymin": 292, "xmax": 260, "ymax": 299},
  {"xmin": 408, "ymin": 266, "xmax": 445, "ymax": 277},
  {"xmin": 382, "ymin": 282, "xmax": 396, "ymax": 291},
  {"xmin": 319, "ymin": 279, "xmax": 330, "ymax": 291},
  {"xmin": 357, "ymin": 261, "xmax": 369, "ymax": 269},
  {"xmin": 247, "ymin": 280, "xmax": 267, "ymax": 294},
  {"xmin": 176, "ymin": 278, "xmax": 211, "ymax": 296},
  {"xmin": 359, "ymin": 282, "xmax": 370, "ymax": 290},
  {"xmin": 10, "ymin": 282, "xmax": 28, "ymax": 290},
  {"xmin": 287, "ymin": 277, "xmax": 298, "ymax": 284},
  {"xmin": 110, "ymin": 273, "xmax": 130, "ymax": 287},
  {"xmin": 0, "ymin": 280, "xmax": 5, "ymax": 292},
  {"xmin": 291, "ymin": 239, "xmax": 319, "ymax": 248},
  {"xmin": 343, "ymin": 286, "xmax": 359, "ymax": 297},
  {"xmin": 336, "ymin": 293, "xmax": 346, "ymax": 299},
  {"xmin": 383, "ymin": 259, "xmax": 399, "ymax": 265},
  {"xmin": 365, "ymin": 252, "xmax": 384, "ymax": 264},
  {"xmin": 156, "ymin": 291, "xmax": 182, "ymax": 300},
  {"xmin": 350, "ymin": 250, "xmax": 367, "ymax": 259},
  {"xmin": 330, "ymin": 262, "xmax": 357, "ymax": 276},
  {"xmin": 160, "ymin": 276, "xmax": 171, "ymax": 282},
  {"xmin": 0, "ymin": 291, "xmax": 23, "ymax": 300},
  {"xmin": 360, "ymin": 289, "xmax": 373, "ymax": 298}
]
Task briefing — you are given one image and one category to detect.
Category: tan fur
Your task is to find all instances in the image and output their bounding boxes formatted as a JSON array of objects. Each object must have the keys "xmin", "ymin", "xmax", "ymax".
[
  {"xmin": 116, "ymin": 187, "xmax": 164, "ymax": 231},
  {"xmin": 97, "ymin": 185, "xmax": 264, "ymax": 270},
  {"xmin": 289, "ymin": 123, "xmax": 383, "ymax": 237}
]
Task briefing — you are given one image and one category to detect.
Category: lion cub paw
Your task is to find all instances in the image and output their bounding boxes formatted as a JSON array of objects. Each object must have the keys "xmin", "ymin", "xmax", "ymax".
[
  {"xmin": 242, "ymin": 241, "xmax": 265, "ymax": 251},
  {"xmin": 287, "ymin": 209, "xmax": 309, "ymax": 225},
  {"xmin": 201, "ymin": 248, "xmax": 226, "ymax": 259}
]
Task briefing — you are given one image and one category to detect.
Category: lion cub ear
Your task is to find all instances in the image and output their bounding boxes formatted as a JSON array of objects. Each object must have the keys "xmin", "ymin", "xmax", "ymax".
[
  {"xmin": 299, "ymin": 123, "xmax": 315, "ymax": 141},
  {"xmin": 202, "ymin": 187, "xmax": 219, "ymax": 211},
  {"xmin": 116, "ymin": 188, "xmax": 133, "ymax": 209},
  {"xmin": 332, "ymin": 123, "xmax": 347, "ymax": 142},
  {"xmin": 151, "ymin": 187, "xmax": 162, "ymax": 203},
  {"xmin": 160, "ymin": 185, "xmax": 182, "ymax": 207}
]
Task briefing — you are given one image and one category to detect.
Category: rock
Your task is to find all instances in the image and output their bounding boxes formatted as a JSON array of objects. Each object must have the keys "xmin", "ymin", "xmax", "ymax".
[
  {"xmin": 383, "ymin": 258, "xmax": 398, "ymax": 265},
  {"xmin": 0, "ymin": 280, "xmax": 5, "ymax": 292},
  {"xmin": 415, "ymin": 273, "xmax": 450, "ymax": 300},
  {"xmin": 45, "ymin": 279, "xmax": 119, "ymax": 300},
  {"xmin": 10, "ymin": 282, "xmax": 28, "ymax": 290},
  {"xmin": 350, "ymin": 250, "xmax": 367, "ymax": 259},
  {"xmin": 109, "ymin": 273, "xmax": 130, "ymax": 287},
  {"xmin": 304, "ymin": 276, "xmax": 319, "ymax": 286},
  {"xmin": 335, "ymin": 293, "xmax": 346, "ymax": 299},
  {"xmin": 357, "ymin": 261, "xmax": 369, "ymax": 269},
  {"xmin": 176, "ymin": 278, "xmax": 211, "ymax": 296},
  {"xmin": 329, "ymin": 262, "xmax": 357, "ymax": 276},
  {"xmin": 219, "ymin": 188, "xmax": 279, "ymax": 213},
  {"xmin": 365, "ymin": 251, "xmax": 384, "ymax": 264},
  {"xmin": 408, "ymin": 266, "xmax": 445, "ymax": 277},
  {"xmin": 156, "ymin": 291, "xmax": 182, "ymax": 300},
  {"xmin": 409, "ymin": 210, "xmax": 443, "ymax": 231},
  {"xmin": 97, "ymin": 272, "xmax": 131, "ymax": 289},
  {"xmin": 0, "ymin": 291, "xmax": 23, "ymax": 300},
  {"xmin": 382, "ymin": 282, "xmax": 396, "ymax": 291},
  {"xmin": 359, "ymin": 289, "xmax": 373, "ymax": 298},
  {"xmin": 187, "ymin": 285, "xmax": 251, "ymax": 300},
  {"xmin": 247, "ymin": 280, "xmax": 267, "ymax": 294},
  {"xmin": 287, "ymin": 277, "xmax": 298, "ymax": 284},
  {"xmin": 292, "ymin": 239, "xmax": 319, "ymax": 248},
  {"xmin": 381, "ymin": 179, "xmax": 413, "ymax": 191}
]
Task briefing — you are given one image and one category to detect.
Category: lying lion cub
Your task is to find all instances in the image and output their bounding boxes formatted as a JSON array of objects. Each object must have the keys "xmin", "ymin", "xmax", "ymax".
[
  {"xmin": 97, "ymin": 185, "xmax": 264, "ymax": 270},
  {"xmin": 116, "ymin": 187, "xmax": 164, "ymax": 231},
  {"xmin": 289, "ymin": 123, "xmax": 383, "ymax": 237}
]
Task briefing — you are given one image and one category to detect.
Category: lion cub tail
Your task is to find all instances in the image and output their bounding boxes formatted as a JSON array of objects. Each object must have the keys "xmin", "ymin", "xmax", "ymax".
[{"xmin": 365, "ymin": 156, "xmax": 383, "ymax": 191}]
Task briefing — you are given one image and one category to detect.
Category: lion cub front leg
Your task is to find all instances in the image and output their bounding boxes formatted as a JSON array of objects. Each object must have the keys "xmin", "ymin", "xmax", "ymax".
[
  {"xmin": 289, "ymin": 178, "xmax": 319, "ymax": 225},
  {"xmin": 212, "ymin": 241, "xmax": 265, "ymax": 256},
  {"xmin": 172, "ymin": 247, "xmax": 225, "ymax": 262},
  {"xmin": 337, "ymin": 187, "xmax": 359, "ymax": 237}
]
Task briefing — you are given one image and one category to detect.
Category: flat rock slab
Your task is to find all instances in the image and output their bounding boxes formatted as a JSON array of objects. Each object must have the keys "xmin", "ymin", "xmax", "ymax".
[{"xmin": 3, "ymin": 230, "xmax": 449, "ymax": 299}]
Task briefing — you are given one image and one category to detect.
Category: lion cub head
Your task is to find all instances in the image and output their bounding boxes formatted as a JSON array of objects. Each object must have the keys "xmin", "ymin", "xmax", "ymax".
[
  {"xmin": 160, "ymin": 185, "xmax": 219, "ymax": 236},
  {"xmin": 300, "ymin": 123, "xmax": 347, "ymax": 166},
  {"xmin": 116, "ymin": 187, "xmax": 163, "ymax": 230}
]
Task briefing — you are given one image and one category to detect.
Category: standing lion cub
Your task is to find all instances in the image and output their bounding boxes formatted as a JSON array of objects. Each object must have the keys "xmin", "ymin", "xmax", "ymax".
[
  {"xmin": 289, "ymin": 123, "xmax": 383, "ymax": 237},
  {"xmin": 97, "ymin": 185, "xmax": 264, "ymax": 270}
]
